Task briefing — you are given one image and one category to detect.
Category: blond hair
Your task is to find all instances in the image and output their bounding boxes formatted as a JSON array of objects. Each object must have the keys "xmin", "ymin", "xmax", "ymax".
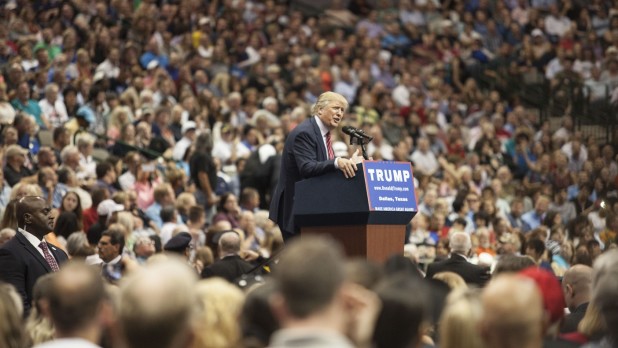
[
  {"xmin": 433, "ymin": 272, "xmax": 468, "ymax": 291},
  {"xmin": 578, "ymin": 301, "xmax": 606, "ymax": 338},
  {"xmin": 192, "ymin": 278, "xmax": 245, "ymax": 348},
  {"xmin": 311, "ymin": 92, "xmax": 348, "ymax": 115},
  {"xmin": 440, "ymin": 289, "xmax": 486, "ymax": 348}
]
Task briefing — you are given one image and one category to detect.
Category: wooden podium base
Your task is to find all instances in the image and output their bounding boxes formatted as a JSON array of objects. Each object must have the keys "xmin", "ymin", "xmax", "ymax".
[{"xmin": 300, "ymin": 225, "xmax": 405, "ymax": 263}]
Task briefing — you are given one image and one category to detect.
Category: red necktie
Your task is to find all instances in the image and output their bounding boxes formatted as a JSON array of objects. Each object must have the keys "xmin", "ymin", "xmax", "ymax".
[
  {"xmin": 39, "ymin": 241, "xmax": 60, "ymax": 272},
  {"xmin": 326, "ymin": 131, "xmax": 335, "ymax": 160}
]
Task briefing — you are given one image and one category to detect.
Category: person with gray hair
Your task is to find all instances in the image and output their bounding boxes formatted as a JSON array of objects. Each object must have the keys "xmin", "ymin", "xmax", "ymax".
[
  {"xmin": 200, "ymin": 231, "xmax": 254, "ymax": 282},
  {"xmin": 269, "ymin": 91, "xmax": 363, "ymax": 241},
  {"xmin": 582, "ymin": 250, "xmax": 618, "ymax": 348},
  {"xmin": 425, "ymin": 232, "xmax": 490, "ymax": 287},
  {"xmin": 38, "ymin": 83, "xmax": 68, "ymax": 129}
]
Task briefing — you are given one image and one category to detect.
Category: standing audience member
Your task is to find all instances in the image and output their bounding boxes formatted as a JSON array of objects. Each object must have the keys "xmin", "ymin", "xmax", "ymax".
[{"xmin": 0, "ymin": 196, "xmax": 68, "ymax": 315}]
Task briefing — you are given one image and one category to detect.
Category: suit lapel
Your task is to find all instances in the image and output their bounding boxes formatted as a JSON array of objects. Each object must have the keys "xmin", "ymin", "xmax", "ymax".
[
  {"xmin": 47, "ymin": 242, "xmax": 65, "ymax": 264},
  {"xmin": 309, "ymin": 117, "xmax": 327, "ymax": 161},
  {"xmin": 15, "ymin": 232, "xmax": 52, "ymax": 272}
]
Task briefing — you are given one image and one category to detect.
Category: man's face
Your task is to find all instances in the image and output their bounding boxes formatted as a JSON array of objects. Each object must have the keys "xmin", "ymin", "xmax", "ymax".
[
  {"xmin": 4, "ymin": 128, "xmax": 17, "ymax": 144},
  {"xmin": 317, "ymin": 100, "xmax": 345, "ymax": 130},
  {"xmin": 134, "ymin": 239, "xmax": 155, "ymax": 258},
  {"xmin": 18, "ymin": 83, "xmax": 30, "ymax": 100},
  {"xmin": 98, "ymin": 235, "xmax": 119, "ymax": 262},
  {"xmin": 25, "ymin": 199, "xmax": 55, "ymax": 237},
  {"xmin": 11, "ymin": 149, "xmax": 27, "ymax": 166}
]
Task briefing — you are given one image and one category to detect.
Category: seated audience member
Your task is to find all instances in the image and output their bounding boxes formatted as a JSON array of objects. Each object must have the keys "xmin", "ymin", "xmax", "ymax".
[
  {"xmin": 201, "ymin": 231, "xmax": 254, "ymax": 282},
  {"xmin": 240, "ymin": 282, "xmax": 280, "ymax": 348},
  {"xmin": 426, "ymin": 232, "xmax": 490, "ymax": 287},
  {"xmin": 581, "ymin": 250, "xmax": 618, "ymax": 348},
  {"xmin": 561, "ymin": 265, "xmax": 593, "ymax": 334},
  {"xmin": 24, "ymin": 274, "xmax": 55, "ymax": 346},
  {"xmin": 3, "ymin": 145, "xmax": 34, "ymax": 187},
  {"xmin": 133, "ymin": 236, "xmax": 156, "ymax": 264},
  {"xmin": 372, "ymin": 274, "xmax": 429, "ymax": 348},
  {"xmin": 0, "ymin": 281, "xmax": 26, "ymax": 348},
  {"xmin": 440, "ymin": 289, "xmax": 486, "ymax": 348},
  {"xmin": 212, "ymin": 192, "xmax": 241, "ymax": 228}
]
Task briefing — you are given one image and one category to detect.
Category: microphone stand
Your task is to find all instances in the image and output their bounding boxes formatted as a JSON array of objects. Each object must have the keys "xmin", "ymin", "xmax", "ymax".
[{"xmin": 350, "ymin": 135, "xmax": 370, "ymax": 160}]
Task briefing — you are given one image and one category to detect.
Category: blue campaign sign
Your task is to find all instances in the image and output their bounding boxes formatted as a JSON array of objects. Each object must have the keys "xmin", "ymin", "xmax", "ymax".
[{"xmin": 363, "ymin": 161, "xmax": 418, "ymax": 212}]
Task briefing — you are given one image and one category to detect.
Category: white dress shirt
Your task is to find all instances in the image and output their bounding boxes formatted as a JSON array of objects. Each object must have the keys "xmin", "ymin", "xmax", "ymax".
[
  {"xmin": 314, "ymin": 116, "xmax": 340, "ymax": 168},
  {"xmin": 18, "ymin": 227, "xmax": 45, "ymax": 258}
]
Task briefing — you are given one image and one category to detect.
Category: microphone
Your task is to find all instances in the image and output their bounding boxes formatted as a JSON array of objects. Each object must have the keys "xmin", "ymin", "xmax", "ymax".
[{"xmin": 342, "ymin": 126, "xmax": 374, "ymax": 142}]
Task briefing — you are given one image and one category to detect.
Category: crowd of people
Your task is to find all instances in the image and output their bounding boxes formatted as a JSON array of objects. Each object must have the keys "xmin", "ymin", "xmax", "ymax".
[{"xmin": 0, "ymin": 0, "xmax": 617, "ymax": 347}]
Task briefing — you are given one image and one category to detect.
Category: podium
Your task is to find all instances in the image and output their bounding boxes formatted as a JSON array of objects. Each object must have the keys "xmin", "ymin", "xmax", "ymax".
[{"xmin": 293, "ymin": 161, "xmax": 417, "ymax": 262}]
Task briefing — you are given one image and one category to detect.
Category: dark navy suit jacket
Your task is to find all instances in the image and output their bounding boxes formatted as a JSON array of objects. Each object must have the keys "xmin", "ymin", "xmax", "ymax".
[
  {"xmin": 269, "ymin": 117, "xmax": 337, "ymax": 238},
  {"xmin": 0, "ymin": 232, "xmax": 68, "ymax": 316}
]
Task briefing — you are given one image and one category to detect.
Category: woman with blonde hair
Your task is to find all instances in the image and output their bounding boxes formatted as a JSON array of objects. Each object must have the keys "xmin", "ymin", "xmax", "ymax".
[
  {"xmin": 107, "ymin": 105, "xmax": 133, "ymax": 141},
  {"xmin": 560, "ymin": 301, "xmax": 606, "ymax": 345},
  {"xmin": 176, "ymin": 192, "xmax": 197, "ymax": 223},
  {"xmin": 192, "ymin": 278, "xmax": 245, "ymax": 348},
  {"xmin": 0, "ymin": 282, "xmax": 26, "ymax": 348},
  {"xmin": 433, "ymin": 271, "xmax": 468, "ymax": 291},
  {"xmin": 439, "ymin": 289, "xmax": 486, "ymax": 348}
]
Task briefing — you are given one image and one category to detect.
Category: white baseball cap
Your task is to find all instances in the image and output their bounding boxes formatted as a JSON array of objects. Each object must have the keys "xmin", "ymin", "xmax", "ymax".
[{"xmin": 97, "ymin": 199, "xmax": 124, "ymax": 216}]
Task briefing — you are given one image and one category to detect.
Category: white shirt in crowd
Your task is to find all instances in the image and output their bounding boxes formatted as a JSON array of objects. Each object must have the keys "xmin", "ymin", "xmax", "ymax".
[{"xmin": 39, "ymin": 98, "xmax": 69, "ymax": 129}]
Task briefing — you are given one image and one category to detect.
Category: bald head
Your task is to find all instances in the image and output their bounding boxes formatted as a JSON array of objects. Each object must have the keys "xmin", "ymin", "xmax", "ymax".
[
  {"xmin": 481, "ymin": 275, "xmax": 544, "ymax": 348},
  {"xmin": 562, "ymin": 265, "xmax": 592, "ymax": 311},
  {"xmin": 16, "ymin": 196, "xmax": 54, "ymax": 239}
]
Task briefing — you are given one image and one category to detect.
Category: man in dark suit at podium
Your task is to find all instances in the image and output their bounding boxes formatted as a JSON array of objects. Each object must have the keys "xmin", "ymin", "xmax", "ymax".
[
  {"xmin": 425, "ymin": 232, "xmax": 490, "ymax": 287},
  {"xmin": 269, "ymin": 92, "xmax": 362, "ymax": 241}
]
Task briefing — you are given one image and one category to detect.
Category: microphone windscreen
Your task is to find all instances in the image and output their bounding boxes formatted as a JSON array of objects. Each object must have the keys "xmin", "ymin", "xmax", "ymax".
[{"xmin": 342, "ymin": 126, "xmax": 355, "ymax": 135}]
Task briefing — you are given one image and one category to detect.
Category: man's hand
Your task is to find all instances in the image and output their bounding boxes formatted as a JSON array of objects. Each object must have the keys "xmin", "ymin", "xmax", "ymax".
[
  {"xmin": 338, "ymin": 149, "xmax": 362, "ymax": 178},
  {"xmin": 350, "ymin": 148, "xmax": 364, "ymax": 164},
  {"xmin": 240, "ymin": 250, "xmax": 259, "ymax": 262},
  {"xmin": 342, "ymin": 283, "xmax": 382, "ymax": 348}
]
